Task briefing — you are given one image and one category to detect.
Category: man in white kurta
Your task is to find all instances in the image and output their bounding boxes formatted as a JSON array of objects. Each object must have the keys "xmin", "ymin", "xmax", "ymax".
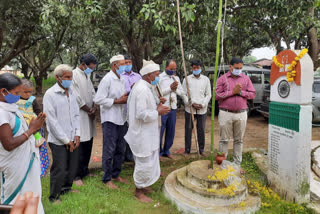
[
  {"xmin": 72, "ymin": 53, "xmax": 98, "ymax": 186},
  {"xmin": 125, "ymin": 60, "xmax": 170, "ymax": 203},
  {"xmin": 94, "ymin": 55, "xmax": 128, "ymax": 189}
]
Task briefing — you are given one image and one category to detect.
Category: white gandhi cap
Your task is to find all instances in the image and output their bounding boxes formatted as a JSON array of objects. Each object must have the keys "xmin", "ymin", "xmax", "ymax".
[
  {"xmin": 139, "ymin": 59, "xmax": 160, "ymax": 76},
  {"xmin": 110, "ymin": 55, "xmax": 125, "ymax": 64}
]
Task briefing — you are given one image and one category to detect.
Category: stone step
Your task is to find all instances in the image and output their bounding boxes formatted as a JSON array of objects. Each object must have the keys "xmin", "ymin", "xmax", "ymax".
[
  {"xmin": 164, "ymin": 167, "xmax": 261, "ymax": 214},
  {"xmin": 175, "ymin": 166, "xmax": 249, "ymax": 207}
]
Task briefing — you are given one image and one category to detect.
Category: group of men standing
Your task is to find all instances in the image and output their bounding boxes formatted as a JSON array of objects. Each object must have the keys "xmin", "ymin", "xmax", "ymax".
[{"xmin": 44, "ymin": 52, "xmax": 256, "ymax": 203}]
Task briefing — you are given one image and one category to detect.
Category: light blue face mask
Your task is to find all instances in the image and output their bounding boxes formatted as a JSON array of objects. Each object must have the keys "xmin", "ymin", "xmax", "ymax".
[
  {"xmin": 84, "ymin": 66, "xmax": 94, "ymax": 75},
  {"xmin": 125, "ymin": 64, "xmax": 132, "ymax": 73},
  {"xmin": 193, "ymin": 69, "xmax": 201, "ymax": 76},
  {"xmin": 151, "ymin": 76, "xmax": 160, "ymax": 86},
  {"xmin": 59, "ymin": 78, "xmax": 72, "ymax": 88},
  {"xmin": 116, "ymin": 65, "xmax": 126, "ymax": 75},
  {"xmin": 232, "ymin": 69, "xmax": 242, "ymax": 76}
]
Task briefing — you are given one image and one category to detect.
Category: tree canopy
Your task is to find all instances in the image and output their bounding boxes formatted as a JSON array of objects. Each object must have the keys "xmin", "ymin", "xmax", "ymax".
[{"xmin": 0, "ymin": 0, "xmax": 319, "ymax": 93}]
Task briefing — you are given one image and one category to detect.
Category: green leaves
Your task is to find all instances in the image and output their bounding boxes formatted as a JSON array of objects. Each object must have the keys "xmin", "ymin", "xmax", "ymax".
[{"xmin": 139, "ymin": 1, "xmax": 195, "ymax": 34}]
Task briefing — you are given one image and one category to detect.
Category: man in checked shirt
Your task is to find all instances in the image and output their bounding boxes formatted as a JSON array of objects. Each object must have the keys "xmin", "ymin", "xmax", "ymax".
[{"xmin": 216, "ymin": 57, "xmax": 256, "ymax": 173}]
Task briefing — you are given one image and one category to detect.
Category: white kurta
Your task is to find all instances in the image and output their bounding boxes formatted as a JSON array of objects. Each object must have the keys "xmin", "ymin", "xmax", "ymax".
[
  {"xmin": 159, "ymin": 72, "xmax": 186, "ymax": 109},
  {"xmin": 94, "ymin": 71, "xmax": 126, "ymax": 125},
  {"xmin": 43, "ymin": 83, "xmax": 81, "ymax": 145},
  {"xmin": 182, "ymin": 74, "xmax": 212, "ymax": 114},
  {"xmin": 0, "ymin": 102, "xmax": 44, "ymax": 214},
  {"xmin": 71, "ymin": 67, "xmax": 96, "ymax": 142},
  {"xmin": 124, "ymin": 79, "xmax": 160, "ymax": 188}
]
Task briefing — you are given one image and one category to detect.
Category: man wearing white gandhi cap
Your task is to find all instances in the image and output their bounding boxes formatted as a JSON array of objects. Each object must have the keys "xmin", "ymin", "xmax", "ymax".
[
  {"xmin": 94, "ymin": 54, "xmax": 129, "ymax": 189},
  {"xmin": 125, "ymin": 59, "xmax": 170, "ymax": 203}
]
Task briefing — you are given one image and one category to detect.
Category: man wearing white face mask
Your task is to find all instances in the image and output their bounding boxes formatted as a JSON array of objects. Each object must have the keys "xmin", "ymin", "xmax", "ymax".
[
  {"xmin": 72, "ymin": 53, "xmax": 98, "ymax": 186},
  {"xmin": 182, "ymin": 60, "xmax": 211, "ymax": 156},
  {"xmin": 94, "ymin": 55, "xmax": 128, "ymax": 189},
  {"xmin": 216, "ymin": 58, "xmax": 256, "ymax": 172}
]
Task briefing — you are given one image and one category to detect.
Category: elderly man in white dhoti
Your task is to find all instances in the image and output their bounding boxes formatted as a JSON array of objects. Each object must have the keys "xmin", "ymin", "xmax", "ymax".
[
  {"xmin": 0, "ymin": 73, "xmax": 46, "ymax": 214},
  {"xmin": 125, "ymin": 60, "xmax": 170, "ymax": 203}
]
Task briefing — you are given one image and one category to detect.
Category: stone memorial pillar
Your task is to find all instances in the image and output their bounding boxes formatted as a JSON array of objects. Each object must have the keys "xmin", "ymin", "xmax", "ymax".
[{"xmin": 268, "ymin": 49, "xmax": 314, "ymax": 203}]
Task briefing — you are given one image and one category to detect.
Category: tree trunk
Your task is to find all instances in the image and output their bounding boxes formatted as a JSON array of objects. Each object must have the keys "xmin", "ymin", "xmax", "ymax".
[
  {"xmin": 34, "ymin": 70, "xmax": 44, "ymax": 95},
  {"xmin": 21, "ymin": 60, "xmax": 30, "ymax": 79},
  {"xmin": 307, "ymin": 27, "xmax": 319, "ymax": 71}
]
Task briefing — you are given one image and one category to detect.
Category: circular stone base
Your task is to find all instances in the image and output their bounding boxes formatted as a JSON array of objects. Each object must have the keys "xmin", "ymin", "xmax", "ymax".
[
  {"xmin": 163, "ymin": 160, "xmax": 261, "ymax": 214},
  {"xmin": 312, "ymin": 146, "xmax": 320, "ymax": 178}
]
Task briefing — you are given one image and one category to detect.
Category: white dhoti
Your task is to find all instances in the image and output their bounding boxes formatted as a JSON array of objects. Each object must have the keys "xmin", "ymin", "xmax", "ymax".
[{"xmin": 133, "ymin": 150, "xmax": 160, "ymax": 189}]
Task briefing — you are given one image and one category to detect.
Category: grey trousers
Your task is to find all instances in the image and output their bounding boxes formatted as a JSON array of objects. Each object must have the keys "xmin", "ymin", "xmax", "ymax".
[
  {"xmin": 218, "ymin": 110, "xmax": 247, "ymax": 165},
  {"xmin": 184, "ymin": 111, "xmax": 207, "ymax": 154}
]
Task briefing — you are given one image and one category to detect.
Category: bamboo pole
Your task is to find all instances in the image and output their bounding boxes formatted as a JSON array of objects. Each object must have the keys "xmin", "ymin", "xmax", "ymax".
[
  {"xmin": 176, "ymin": 0, "xmax": 200, "ymax": 159},
  {"xmin": 210, "ymin": 0, "xmax": 223, "ymax": 169}
]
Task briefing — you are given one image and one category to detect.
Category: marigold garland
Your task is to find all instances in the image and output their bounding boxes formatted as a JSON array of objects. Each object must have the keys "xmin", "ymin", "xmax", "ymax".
[{"xmin": 272, "ymin": 49, "xmax": 308, "ymax": 82}]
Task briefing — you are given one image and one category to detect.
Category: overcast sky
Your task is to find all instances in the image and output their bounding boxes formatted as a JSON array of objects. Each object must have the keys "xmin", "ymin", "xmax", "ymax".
[{"xmin": 251, "ymin": 46, "xmax": 276, "ymax": 60}]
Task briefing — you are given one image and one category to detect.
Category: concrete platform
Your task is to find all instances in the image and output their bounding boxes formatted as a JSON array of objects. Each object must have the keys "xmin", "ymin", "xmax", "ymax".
[{"xmin": 163, "ymin": 160, "xmax": 261, "ymax": 214}]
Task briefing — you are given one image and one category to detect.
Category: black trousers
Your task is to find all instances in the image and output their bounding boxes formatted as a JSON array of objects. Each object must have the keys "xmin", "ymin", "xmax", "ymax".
[
  {"xmin": 49, "ymin": 143, "xmax": 79, "ymax": 201},
  {"xmin": 102, "ymin": 122, "xmax": 126, "ymax": 183},
  {"xmin": 184, "ymin": 111, "xmax": 207, "ymax": 154},
  {"xmin": 75, "ymin": 138, "xmax": 94, "ymax": 181}
]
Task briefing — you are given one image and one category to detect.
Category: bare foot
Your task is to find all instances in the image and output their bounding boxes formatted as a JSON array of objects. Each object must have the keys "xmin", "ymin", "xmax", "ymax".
[
  {"xmin": 183, "ymin": 152, "xmax": 190, "ymax": 158},
  {"xmin": 52, "ymin": 199, "xmax": 62, "ymax": 204},
  {"xmin": 135, "ymin": 189, "xmax": 153, "ymax": 203},
  {"xmin": 167, "ymin": 154, "xmax": 174, "ymax": 159},
  {"xmin": 88, "ymin": 173, "xmax": 97, "ymax": 177},
  {"xmin": 105, "ymin": 181, "xmax": 119, "ymax": 189},
  {"xmin": 159, "ymin": 156, "xmax": 165, "ymax": 162},
  {"xmin": 200, "ymin": 153, "xmax": 208, "ymax": 157},
  {"xmin": 142, "ymin": 187, "xmax": 154, "ymax": 194},
  {"xmin": 240, "ymin": 168, "xmax": 245, "ymax": 174},
  {"xmin": 71, "ymin": 189, "xmax": 80, "ymax": 193},
  {"xmin": 112, "ymin": 176, "xmax": 128, "ymax": 184},
  {"xmin": 74, "ymin": 179, "xmax": 84, "ymax": 186}
]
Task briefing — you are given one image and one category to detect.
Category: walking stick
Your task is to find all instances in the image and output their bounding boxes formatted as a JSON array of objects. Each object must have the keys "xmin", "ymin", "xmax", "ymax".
[{"xmin": 176, "ymin": 0, "xmax": 200, "ymax": 159}]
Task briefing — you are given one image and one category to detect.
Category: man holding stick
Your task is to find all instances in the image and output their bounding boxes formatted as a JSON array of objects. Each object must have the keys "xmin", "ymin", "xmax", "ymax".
[
  {"xmin": 125, "ymin": 60, "xmax": 170, "ymax": 203},
  {"xmin": 183, "ymin": 60, "xmax": 211, "ymax": 156}
]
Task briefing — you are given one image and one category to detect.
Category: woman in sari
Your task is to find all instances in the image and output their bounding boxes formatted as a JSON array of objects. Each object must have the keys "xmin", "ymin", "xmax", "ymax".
[{"xmin": 0, "ymin": 73, "xmax": 46, "ymax": 214}]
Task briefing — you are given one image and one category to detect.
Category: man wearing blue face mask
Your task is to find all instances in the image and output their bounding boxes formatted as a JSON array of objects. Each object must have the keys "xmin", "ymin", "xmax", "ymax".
[
  {"xmin": 72, "ymin": 53, "xmax": 98, "ymax": 186},
  {"xmin": 94, "ymin": 55, "xmax": 128, "ymax": 189},
  {"xmin": 182, "ymin": 60, "xmax": 211, "ymax": 156},
  {"xmin": 43, "ymin": 64, "xmax": 81, "ymax": 202},
  {"xmin": 121, "ymin": 55, "xmax": 141, "ymax": 94},
  {"xmin": 159, "ymin": 59, "xmax": 186, "ymax": 159},
  {"xmin": 125, "ymin": 59, "xmax": 170, "ymax": 203}
]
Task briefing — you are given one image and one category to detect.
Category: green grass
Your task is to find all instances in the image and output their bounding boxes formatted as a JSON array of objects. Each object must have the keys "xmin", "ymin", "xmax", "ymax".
[
  {"xmin": 30, "ymin": 77, "xmax": 56, "ymax": 91},
  {"xmin": 40, "ymin": 154, "xmax": 316, "ymax": 214},
  {"xmin": 41, "ymin": 160, "xmax": 187, "ymax": 214},
  {"xmin": 241, "ymin": 153, "xmax": 315, "ymax": 214}
]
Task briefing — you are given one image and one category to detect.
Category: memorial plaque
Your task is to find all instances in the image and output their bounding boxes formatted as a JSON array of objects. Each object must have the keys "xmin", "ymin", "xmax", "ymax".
[{"xmin": 268, "ymin": 49, "xmax": 313, "ymax": 203}]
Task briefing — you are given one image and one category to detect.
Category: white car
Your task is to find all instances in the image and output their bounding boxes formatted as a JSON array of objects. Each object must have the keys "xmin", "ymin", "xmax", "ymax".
[{"xmin": 312, "ymin": 77, "xmax": 320, "ymax": 122}]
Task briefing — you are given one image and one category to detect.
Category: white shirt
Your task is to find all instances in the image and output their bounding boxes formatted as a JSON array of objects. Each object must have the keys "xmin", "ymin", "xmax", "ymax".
[
  {"xmin": 182, "ymin": 74, "xmax": 212, "ymax": 115},
  {"xmin": 124, "ymin": 79, "xmax": 159, "ymax": 157},
  {"xmin": 94, "ymin": 71, "xmax": 126, "ymax": 125},
  {"xmin": 71, "ymin": 67, "xmax": 96, "ymax": 142},
  {"xmin": 43, "ymin": 83, "xmax": 80, "ymax": 145},
  {"xmin": 159, "ymin": 72, "xmax": 186, "ymax": 109}
]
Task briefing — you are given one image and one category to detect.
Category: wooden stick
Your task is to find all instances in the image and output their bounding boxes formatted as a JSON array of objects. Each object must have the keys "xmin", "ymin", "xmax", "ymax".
[{"xmin": 176, "ymin": 0, "xmax": 200, "ymax": 159}]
